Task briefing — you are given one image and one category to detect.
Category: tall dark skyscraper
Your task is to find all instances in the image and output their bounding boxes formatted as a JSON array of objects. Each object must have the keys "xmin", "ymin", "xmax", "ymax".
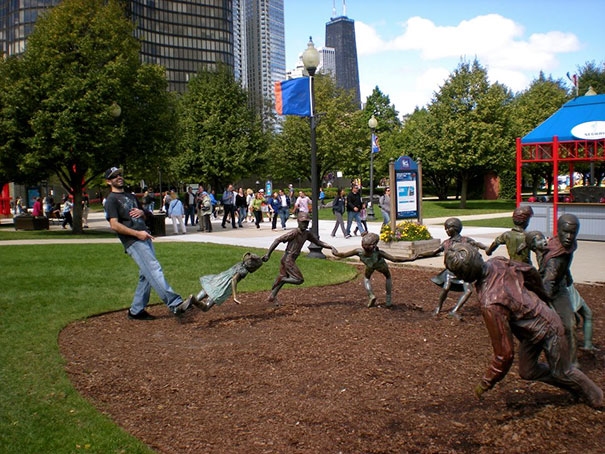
[{"xmin": 325, "ymin": 13, "xmax": 361, "ymax": 107}]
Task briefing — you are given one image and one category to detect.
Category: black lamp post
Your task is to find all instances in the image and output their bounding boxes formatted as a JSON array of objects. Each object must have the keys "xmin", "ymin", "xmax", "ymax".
[
  {"xmin": 302, "ymin": 36, "xmax": 325, "ymax": 259},
  {"xmin": 367, "ymin": 114, "xmax": 378, "ymax": 220}
]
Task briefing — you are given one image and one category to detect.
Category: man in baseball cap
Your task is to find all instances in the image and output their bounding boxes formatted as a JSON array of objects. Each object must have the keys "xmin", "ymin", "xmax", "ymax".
[
  {"xmin": 103, "ymin": 166, "xmax": 194, "ymax": 320},
  {"xmin": 104, "ymin": 166, "xmax": 123, "ymax": 180}
]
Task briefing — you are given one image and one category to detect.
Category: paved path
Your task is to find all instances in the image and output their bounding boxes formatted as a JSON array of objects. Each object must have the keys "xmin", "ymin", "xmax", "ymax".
[{"xmin": 2, "ymin": 211, "xmax": 603, "ymax": 285}]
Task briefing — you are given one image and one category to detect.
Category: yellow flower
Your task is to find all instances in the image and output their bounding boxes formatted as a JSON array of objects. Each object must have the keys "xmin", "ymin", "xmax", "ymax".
[{"xmin": 380, "ymin": 221, "xmax": 432, "ymax": 242}]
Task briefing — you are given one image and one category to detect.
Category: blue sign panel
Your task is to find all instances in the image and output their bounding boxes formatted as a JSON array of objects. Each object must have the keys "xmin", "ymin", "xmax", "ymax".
[{"xmin": 394, "ymin": 156, "xmax": 419, "ymax": 219}]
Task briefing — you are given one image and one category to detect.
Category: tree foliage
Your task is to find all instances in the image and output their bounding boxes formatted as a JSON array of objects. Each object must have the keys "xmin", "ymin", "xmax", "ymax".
[
  {"xmin": 509, "ymin": 72, "xmax": 569, "ymax": 195},
  {"xmin": 577, "ymin": 61, "xmax": 605, "ymax": 96},
  {"xmin": 404, "ymin": 59, "xmax": 513, "ymax": 205},
  {"xmin": 174, "ymin": 65, "xmax": 267, "ymax": 192},
  {"xmin": 0, "ymin": 0, "xmax": 175, "ymax": 232},
  {"xmin": 361, "ymin": 87, "xmax": 403, "ymax": 185}
]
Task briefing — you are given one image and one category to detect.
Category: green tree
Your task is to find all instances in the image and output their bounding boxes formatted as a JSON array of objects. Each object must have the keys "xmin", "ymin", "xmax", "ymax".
[
  {"xmin": 398, "ymin": 107, "xmax": 452, "ymax": 200},
  {"xmin": 362, "ymin": 87, "xmax": 403, "ymax": 188},
  {"xmin": 424, "ymin": 59, "xmax": 513, "ymax": 207},
  {"xmin": 0, "ymin": 57, "xmax": 42, "ymax": 187},
  {"xmin": 509, "ymin": 72, "xmax": 569, "ymax": 196},
  {"xmin": 174, "ymin": 64, "xmax": 267, "ymax": 192},
  {"xmin": 1, "ymin": 0, "xmax": 175, "ymax": 232},
  {"xmin": 577, "ymin": 60, "xmax": 605, "ymax": 96},
  {"xmin": 269, "ymin": 74, "xmax": 364, "ymax": 190}
]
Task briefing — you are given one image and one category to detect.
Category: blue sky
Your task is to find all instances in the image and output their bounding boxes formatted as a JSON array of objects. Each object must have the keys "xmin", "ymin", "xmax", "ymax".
[{"xmin": 284, "ymin": 0, "xmax": 605, "ymax": 116}]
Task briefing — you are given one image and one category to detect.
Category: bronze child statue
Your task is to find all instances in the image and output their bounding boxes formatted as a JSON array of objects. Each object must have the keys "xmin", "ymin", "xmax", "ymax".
[
  {"xmin": 332, "ymin": 232, "xmax": 421, "ymax": 308},
  {"xmin": 445, "ymin": 242, "xmax": 602, "ymax": 409},
  {"xmin": 486, "ymin": 205, "xmax": 534, "ymax": 263},
  {"xmin": 191, "ymin": 252, "xmax": 264, "ymax": 311},
  {"xmin": 262, "ymin": 212, "xmax": 336, "ymax": 305},
  {"xmin": 430, "ymin": 217, "xmax": 487, "ymax": 318}
]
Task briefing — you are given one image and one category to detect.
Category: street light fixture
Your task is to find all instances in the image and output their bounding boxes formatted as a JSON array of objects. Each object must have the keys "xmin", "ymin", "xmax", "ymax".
[
  {"xmin": 367, "ymin": 114, "xmax": 378, "ymax": 220},
  {"xmin": 302, "ymin": 36, "xmax": 325, "ymax": 259}
]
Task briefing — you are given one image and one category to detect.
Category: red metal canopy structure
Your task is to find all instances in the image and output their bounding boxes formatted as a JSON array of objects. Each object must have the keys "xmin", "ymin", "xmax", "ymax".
[{"xmin": 516, "ymin": 93, "xmax": 605, "ymax": 235}]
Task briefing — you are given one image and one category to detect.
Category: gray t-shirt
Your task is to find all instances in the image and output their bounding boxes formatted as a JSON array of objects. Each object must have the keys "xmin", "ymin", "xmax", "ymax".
[{"xmin": 105, "ymin": 192, "xmax": 148, "ymax": 251}]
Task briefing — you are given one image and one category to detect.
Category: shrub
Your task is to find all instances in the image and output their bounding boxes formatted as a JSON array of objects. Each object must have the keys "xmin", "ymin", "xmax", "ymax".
[{"xmin": 379, "ymin": 221, "xmax": 433, "ymax": 242}]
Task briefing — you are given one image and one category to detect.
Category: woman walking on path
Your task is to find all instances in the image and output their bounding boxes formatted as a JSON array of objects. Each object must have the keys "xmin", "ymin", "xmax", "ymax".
[
  {"xmin": 168, "ymin": 191, "xmax": 186, "ymax": 234},
  {"xmin": 331, "ymin": 188, "xmax": 347, "ymax": 238},
  {"xmin": 379, "ymin": 187, "xmax": 391, "ymax": 226}
]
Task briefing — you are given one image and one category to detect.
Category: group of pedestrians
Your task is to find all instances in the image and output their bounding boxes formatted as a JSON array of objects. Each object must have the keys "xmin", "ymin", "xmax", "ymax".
[
  {"xmin": 221, "ymin": 185, "xmax": 294, "ymax": 231},
  {"xmin": 331, "ymin": 184, "xmax": 391, "ymax": 239}
]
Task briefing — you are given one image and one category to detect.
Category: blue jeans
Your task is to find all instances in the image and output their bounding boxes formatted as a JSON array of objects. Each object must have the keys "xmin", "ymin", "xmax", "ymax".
[
  {"xmin": 237, "ymin": 206, "xmax": 247, "ymax": 226},
  {"xmin": 278, "ymin": 207, "xmax": 289, "ymax": 228},
  {"xmin": 126, "ymin": 239, "xmax": 183, "ymax": 314},
  {"xmin": 346, "ymin": 211, "xmax": 365, "ymax": 236},
  {"xmin": 381, "ymin": 209, "xmax": 390, "ymax": 226},
  {"xmin": 185, "ymin": 205, "xmax": 195, "ymax": 226}
]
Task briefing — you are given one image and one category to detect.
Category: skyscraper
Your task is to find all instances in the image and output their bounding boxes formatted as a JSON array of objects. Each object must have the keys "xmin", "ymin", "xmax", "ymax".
[
  {"xmin": 0, "ymin": 0, "xmax": 61, "ymax": 56},
  {"xmin": 1, "ymin": 0, "xmax": 283, "ymax": 113},
  {"xmin": 235, "ymin": 0, "xmax": 285, "ymax": 116},
  {"xmin": 129, "ymin": 0, "xmax": 234, "ymax": 93},
  {"xmin": 325, "ymin": 10, "xmax": 361, "ymax": 107}
]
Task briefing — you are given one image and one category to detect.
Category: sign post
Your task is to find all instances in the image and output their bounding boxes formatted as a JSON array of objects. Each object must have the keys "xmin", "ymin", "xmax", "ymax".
[{"xmin": 389, "ymin": 156, "xmax": 421, "ymax": 232}]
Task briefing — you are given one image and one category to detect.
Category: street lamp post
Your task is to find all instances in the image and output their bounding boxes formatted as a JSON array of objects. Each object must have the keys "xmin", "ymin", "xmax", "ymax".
[
  {"xmin": 367, "ymin": 114, "xmax": 378, "ymax": 220},
  {"xmin": 302, "ymin": 36, "xmax": 325, "ymax": 259}
]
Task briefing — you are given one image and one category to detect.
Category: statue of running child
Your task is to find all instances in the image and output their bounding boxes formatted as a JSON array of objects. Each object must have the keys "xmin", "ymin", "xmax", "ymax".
[
  {"xmin": 191, "ymin": 252, "xmax": 264, "ymax": 312},
  {"xmin": 262, "ymin": 212, "xmax": 336, "ymax": 305},
  {"xmin": 485, "ymin": 206, "xmax": 534, "ymax": 263},
  {"xmin": 332, "ymin": 232, "xmax": 422, "ymax": 308},
  {"xmin": 429, "ymin": 217, "xmax": 487, "ymax": 318}
]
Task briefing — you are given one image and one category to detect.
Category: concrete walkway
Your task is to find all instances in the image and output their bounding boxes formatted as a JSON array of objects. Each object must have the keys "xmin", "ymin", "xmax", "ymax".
[{"xmin": 2, "ymin": 211, "xmax": 603, "ymax": 285}]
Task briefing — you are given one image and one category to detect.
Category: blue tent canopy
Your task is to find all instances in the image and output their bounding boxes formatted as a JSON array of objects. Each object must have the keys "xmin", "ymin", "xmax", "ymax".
[{"xmin": 521, "ymin": 94, "xmax": 605, "ymax": 144}]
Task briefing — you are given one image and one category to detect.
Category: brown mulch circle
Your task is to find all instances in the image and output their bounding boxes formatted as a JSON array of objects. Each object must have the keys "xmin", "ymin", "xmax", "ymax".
[{"xmin": 59, "ymin": 265, "xmax": 605, "ymax": 454}]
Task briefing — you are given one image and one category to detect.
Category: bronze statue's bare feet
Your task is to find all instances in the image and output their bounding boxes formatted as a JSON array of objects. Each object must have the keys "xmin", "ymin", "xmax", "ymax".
[
  {"xmin": 268, "ymin": 294, "xmax": 280, "ymax": 306},
  {"xmin": 447, "ymin": 311, "xmax": 462, "ymax": 321},
  {"xmin": 367, "ymin": 296, "xmax": 377, "ymax": 308}
]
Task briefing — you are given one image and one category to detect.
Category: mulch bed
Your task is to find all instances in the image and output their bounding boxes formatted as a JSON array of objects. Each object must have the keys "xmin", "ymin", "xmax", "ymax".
[{"xmin": 59, "ymin": 265, "xmax": 605, "ymax": 453}]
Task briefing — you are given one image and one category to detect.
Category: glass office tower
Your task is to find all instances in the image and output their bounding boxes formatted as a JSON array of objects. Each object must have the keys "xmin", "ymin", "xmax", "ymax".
[
  {"xmin": 129, "ymin": 0, "xmax": 234, "ymax": 93},
  {"xmin": 1, "ymin": 0, "xmax": 234, "ymax": 94}
]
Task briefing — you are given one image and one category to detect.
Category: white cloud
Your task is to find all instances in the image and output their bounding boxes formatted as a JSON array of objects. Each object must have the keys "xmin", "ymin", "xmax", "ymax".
[{"xmin": 355, "ymin": 14, "xmax": 582, "ymax": 115}]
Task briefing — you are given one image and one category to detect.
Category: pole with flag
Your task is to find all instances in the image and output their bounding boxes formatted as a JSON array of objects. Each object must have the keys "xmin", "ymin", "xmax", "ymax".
[
  {"xmin": 371, "ymin": 133, "xmax": 380, "ymax": 154},
  {"xmin": 567, "ymin": 72, "xmax": 579, "ymax": 97},
  {"xmin": 274, "ymin": 78, "xmax": 311, "ymax": 117}
]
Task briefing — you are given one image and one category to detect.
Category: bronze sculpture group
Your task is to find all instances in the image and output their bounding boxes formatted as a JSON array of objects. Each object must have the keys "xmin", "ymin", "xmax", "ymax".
[{"xmin": 185, "ymin": 209, "xmax": 601, "ymax": 409}]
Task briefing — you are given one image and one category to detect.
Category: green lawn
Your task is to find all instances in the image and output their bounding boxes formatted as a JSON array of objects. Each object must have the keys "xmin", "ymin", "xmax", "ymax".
[
  {"xmin": 317, "ymin": 198, "xmax": 516, "ymax": 223},
  {"xmin": 0, "ymin": 242, "xmax": 356, "ymax": 454}
]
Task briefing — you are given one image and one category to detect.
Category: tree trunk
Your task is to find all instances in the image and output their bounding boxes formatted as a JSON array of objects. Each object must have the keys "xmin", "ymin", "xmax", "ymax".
[
  {"xmin": 459, "ymin": 174, "xmax": 469, "ymax": 209},
  {"xmin": 69, "ymin": 171, "xmax": 85, "ymax": 234}
]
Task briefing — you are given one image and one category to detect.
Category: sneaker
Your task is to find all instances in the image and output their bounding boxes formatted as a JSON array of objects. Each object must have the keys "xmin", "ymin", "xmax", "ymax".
[
  {"xmin": 345, "ymin": 235, "xmax": 351, "ymax": 239},
  {"xmin": 172, "ymin": 295, "xmax": 194, "ymax": 315},
  {"xmin": 128, "ymin": 309, "xmax": 156, "ymax": 320}
]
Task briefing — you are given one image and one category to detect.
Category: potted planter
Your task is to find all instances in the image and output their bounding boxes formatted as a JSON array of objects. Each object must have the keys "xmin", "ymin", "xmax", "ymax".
[
  {"xmin": 14, "ymin": 214, "xmax": 50, "ymax": 231},
  {"xmin": 378, "ymin": 238, "xmax": 440, "ymax": 259},
  {"xmin": 378, "ymin": 220, "xmax": 439, "ymax": 259}
]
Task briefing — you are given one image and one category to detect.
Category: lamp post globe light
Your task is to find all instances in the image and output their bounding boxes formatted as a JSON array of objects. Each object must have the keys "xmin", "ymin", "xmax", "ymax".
[
  {"xmin": 367, "ymin": 114, "xmax": 378, "ymax": 220},
  {"xmin": 302, "ymin": 37, "xmax": 325, "ymax": 259}
]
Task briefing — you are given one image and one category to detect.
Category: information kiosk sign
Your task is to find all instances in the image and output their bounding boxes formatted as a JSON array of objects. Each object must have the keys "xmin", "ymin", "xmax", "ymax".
[{"xmin": 394, "ymin": 156, "xmax": 419, "ymax": 219}]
